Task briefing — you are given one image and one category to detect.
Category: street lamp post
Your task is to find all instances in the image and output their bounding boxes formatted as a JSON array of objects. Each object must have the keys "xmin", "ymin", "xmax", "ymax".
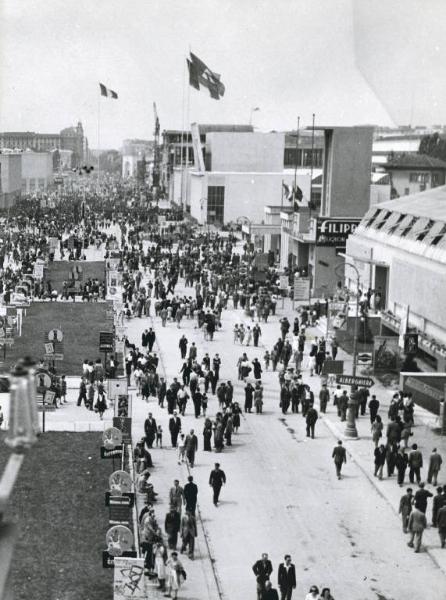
[{"xmin": 335, "ymin": 261, "xmax": 361, "ymax": 438}]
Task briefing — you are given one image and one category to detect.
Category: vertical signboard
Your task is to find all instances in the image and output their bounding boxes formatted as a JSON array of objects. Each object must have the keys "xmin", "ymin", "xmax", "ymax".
[{"xmin": 113, "ymin": 558, "xmax": 146, "ymax": 599}]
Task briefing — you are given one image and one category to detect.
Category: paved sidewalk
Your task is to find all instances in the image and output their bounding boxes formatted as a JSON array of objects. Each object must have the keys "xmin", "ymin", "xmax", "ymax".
[{"xmin": 122, "ymin": 272, "xmax": 446, "ymax": 600}]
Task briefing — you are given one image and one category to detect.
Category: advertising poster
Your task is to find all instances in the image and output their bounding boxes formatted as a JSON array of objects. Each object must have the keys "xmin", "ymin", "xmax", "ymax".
[{"xmin": 113, "ymin": 558, "xmax": 145, "ymax": 599}]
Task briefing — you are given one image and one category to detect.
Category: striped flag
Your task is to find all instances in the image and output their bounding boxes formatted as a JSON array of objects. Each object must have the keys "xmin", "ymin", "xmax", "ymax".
[
  {"xmin": 187, "ymin": 52, "xmax": 225, "ymax": 100},
  {"xmin": 99, "ymin": 83, "xmax": 118, "ymax": 99}
]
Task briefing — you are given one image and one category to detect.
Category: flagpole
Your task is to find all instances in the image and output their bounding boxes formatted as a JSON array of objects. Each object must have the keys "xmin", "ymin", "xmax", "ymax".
[
  {"xmin": 179, "ymin": 53, "xmax": 187, "ymax": 209},
  {"xmin": 97, "ymin": 90, "xmax": 101, "ymax": 193},
  {"xmin": 184, "ymin": 67, "xmax": 192, "ymax": 212},
  {"xmin": 293, "ymin": 116, "xmax": 300, "ymax": 190},
  {"xmin": 309, "ymin": 112, "xmax": 315, "ymax": 217}
]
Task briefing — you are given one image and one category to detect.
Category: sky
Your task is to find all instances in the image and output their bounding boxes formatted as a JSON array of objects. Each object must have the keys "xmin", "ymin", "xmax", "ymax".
[{"xmin": 0, "ymin": 0, "xmax": 445, "ymax": 149}]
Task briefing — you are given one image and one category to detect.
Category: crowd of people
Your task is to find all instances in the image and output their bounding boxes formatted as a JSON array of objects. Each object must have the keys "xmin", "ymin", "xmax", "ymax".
[{"xmin": 6, "ymin": 179, "xmax": 446, "ymax": 599}]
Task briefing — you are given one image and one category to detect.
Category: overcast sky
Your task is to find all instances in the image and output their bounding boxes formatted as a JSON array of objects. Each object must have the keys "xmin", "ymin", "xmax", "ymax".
[{"xmin": 0, "ymin": 0, "xmax": 444, "ymax": 149}]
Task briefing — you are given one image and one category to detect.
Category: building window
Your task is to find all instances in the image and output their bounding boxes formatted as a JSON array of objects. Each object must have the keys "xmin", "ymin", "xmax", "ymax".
[
  {"xmin": 386, "ymin": 213, "xmax": 406, "ymax": 234},
  {"xmin": 284, "ymin": 148, "xmax": 302, "ymax": 168},
  {"xmin": 29, "ymin": 178, "xmax": 36, "ymax": 191},
  {"xmin": 430, "ymin": 224, "xmax": 446, "ymax": 246},
  {"xmin": 362, "ymin": 207, "xmax": 380, "ymax": 228},
  {"xmin": 38, "ymin": 178, "xmax": 45, "ymax": 190},
  {"xmin": 374, "ymin": 210, "xmax": 391, "ymax": 230},
  {"xmin": 400, "ymin": 216, "xmax": 417, "ymax": 237},
  {"xmin": 21, "ymin": 179, "xmax": 27, "ymax": 192},
  {"xmin": 207, "ymin": 186, "xmax": 225, "ymax": 224},
  {"xmin": 409, "ymin": 172, "xmax": 428, "ymax": 183},
  {"xmin": 417, "ymin": 219, "xmax": 434, "ymax": 242},
  {"xmin": 283, "ymin": 148, "xmax": 322, "ymax": 168}
]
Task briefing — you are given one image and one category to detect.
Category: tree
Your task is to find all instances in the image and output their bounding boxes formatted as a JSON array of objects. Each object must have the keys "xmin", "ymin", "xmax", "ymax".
[{"xmin": 419, "ymin": 133, "xmax": 446, "ymax": 161}]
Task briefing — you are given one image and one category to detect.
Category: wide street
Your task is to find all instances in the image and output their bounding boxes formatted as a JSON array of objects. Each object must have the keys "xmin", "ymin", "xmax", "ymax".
[{"xmin": 122, "ymin": 267, "xmax": 446, "ymax": 600}]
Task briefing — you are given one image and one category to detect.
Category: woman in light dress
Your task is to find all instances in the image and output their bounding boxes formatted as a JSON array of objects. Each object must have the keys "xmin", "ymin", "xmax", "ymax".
[
  {"xmin": 164, "ymin": 551, "xmax": 186, "ymax": 599},
  {"xmin": 153, "ymin": 541, "xmax": 167, "ymax": 591}
]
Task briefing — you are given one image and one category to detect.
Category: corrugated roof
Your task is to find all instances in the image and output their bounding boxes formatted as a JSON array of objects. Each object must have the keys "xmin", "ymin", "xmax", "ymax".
[{"xmin": 374, "ymin": 185, "xmax": 446, "ymax": 220}]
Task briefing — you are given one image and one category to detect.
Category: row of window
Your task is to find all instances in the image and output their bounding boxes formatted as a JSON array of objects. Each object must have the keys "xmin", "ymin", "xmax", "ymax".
[
  {"xmin": 362, "ymin": 207, "xmax": 446, "ymax": 246},
  {"xmin": 284, "ymin": 148, "xmax": 323, "ymax": 168},
  {"xmin": 168, "ymin": 146, "xmax": 323, "ymax": 169},
  {"xmin": 21, "ymin": 178, "xmax": 46, "ymax": 191}
]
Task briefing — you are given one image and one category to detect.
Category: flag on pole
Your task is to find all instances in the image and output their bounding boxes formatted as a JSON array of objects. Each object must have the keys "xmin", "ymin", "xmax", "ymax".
[
  {"xmin": 99, "ymin": 83, "xmax": 118, "ymax": 99},
  {"xmin": 283, "ymin": 182, "xmax": 305, "ymax": 212},
  {"xmin": 187, "ymin": 52, "xmax": 225, "ymax": 100}
]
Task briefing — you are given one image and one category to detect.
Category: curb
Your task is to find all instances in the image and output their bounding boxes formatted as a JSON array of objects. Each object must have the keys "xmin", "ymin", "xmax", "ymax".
[{"xmin": 322, "ymin": 415, "xmax": 446, "ymax": 578}]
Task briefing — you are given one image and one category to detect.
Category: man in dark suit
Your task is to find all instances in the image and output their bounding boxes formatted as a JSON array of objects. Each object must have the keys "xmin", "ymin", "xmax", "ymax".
[
  {"xmin": 184, "ymin": 475, "xmax": 198, "ymax": 514},
  {"xmin": 147, "ymin": 328, "xmax": 156, "ymax": 352},
  {"xmin": 144, "ymin": 412, "xmax": 157, "ymax": 448},
  {"xmin": 141, "ymin": 329, "xmax": 149, "ymax": 349},
  {"xmin": 278, "ymin": 555, "xmax": 296, "ymax": 600},
  {"xmin": 169, "ymin": 411, "xmax": 182, "ymax": 447},
  {"xmin": 209, "ymin": 463, "xmax": 226, "ymax": 506},
  {"xmin": 252, "ymin": 553, "xmax": 273, "ymax": 600}
]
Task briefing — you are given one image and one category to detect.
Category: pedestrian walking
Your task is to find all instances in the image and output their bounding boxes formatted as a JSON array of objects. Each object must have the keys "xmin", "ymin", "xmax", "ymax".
[
  {"xmin": 368, "ymin": 395, "xmax": 379, "ymax": 424},
  {"xmin": 209, "ymin": 462, "xmax": 226, "ymax": 506},
  {"xmin": 306, "ymin": 405, "xmax": 318, "ymax": 439},
  {"xmin": 252, "ymin": 553, "xmax": 273, "ymax": 600},
  {"xmin": 413, "ymin": 482, "xmax": 433, "ymax": 514},
  {"xmin": 437, "ymin": 502, "xmax": 446, "ymax": 548},
  {"xmin": 169, "ymin": 480, "xmax": 184, "ymax": 514},
  {"xmin": 432, "ymin": 486, "xmax": 445, "ymax": 527},
  {"xmin": 185, "ymin": 429, "xmax": 198, "ymax": 468},
  {"xmin": 396, "ymin": 447, "xmax": 409, "ymax": 486},
  {"xmin": 277, "ymin": 554, "xmax": 296, "ymax": 600},
  {"xmin": 319, "ymin": 383, "xmax": 330, "ymax": 413},
  {"xmin": 427, "ymin": 448, "xmax": 442, "ymax": 486},
  {"xmin": 184, "ymin": 475, "xmax": 198, "ymax": 515},
  {"xmin": 374, "ymin": 444, "xmax": 386, "ymax": 480},
  {"xmin": 399, "ymin": 487, "xmax": 413, "ymax": 533},
  {"xmin": 407, "ymin": 507, "xmax": 427, "ymax": 552},
  {"xmin": 332, "ymin": 440, "xmax": 347, "ymax": 480},
  {"xmin": 408, "ymin": 444, "xmax": 423, "ymax": 484},
  {"xmin": 165, "ymin": 552, "xmax": 186, "ymax": 600},
  {"xmin": 165, "ymin": 506, "xmax": 181, "ymax": 550},
  {"xmin": 180, "ymin": 511, "xmax": 197, "ymax": 559},
  {"xmin": 169, "ymin": 412, "xmax": 182, "ymax": 448}
]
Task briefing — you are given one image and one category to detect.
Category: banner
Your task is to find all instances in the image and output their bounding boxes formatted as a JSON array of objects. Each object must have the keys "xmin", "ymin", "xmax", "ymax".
[
  {"xmin": 113, "ymin": 558, "xmax": 145, "ymax": 599},
  {"xmin": 191, "ymin": 122, "xmax": 205, "ymax": 172}
]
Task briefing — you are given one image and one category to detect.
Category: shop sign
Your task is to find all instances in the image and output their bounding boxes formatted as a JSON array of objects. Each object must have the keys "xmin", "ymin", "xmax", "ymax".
[{"xmin": 316, "ymin": 218, "xmax": 361, "ymax": 247}]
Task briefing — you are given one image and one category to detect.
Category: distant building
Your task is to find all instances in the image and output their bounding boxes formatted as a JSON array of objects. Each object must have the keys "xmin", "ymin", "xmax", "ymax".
[
  {"xmin": 60, "ymin": 122, "xmax": 85, "ymax": 167},
  {"xmin": 21, "ymin": 151, "xmax": 54, "ymax": 194},
  {"xmin": 372, "ymin": 134, "xmax": 422, "ymax": 166},
  {"xmin": 0, "ymin": 122, "xmax": 86, "ymax": 167},
  {"xmin": 161, "ymin": 124, "xmax": 254, "ymax": 188},
  {"xmin": 0, "ymin": 153, "xmax": 22, "ymax": 208},
  {"xmin": 121, "ymin": 139, "xmax": 153, "ymax": 178},
  {"xmin": 382, "ymin": 153, "xmax": 446, "ymax": 198},
  {"xmin": 181, "ymin": 131, "xmax": 311, "ymax": 226}
]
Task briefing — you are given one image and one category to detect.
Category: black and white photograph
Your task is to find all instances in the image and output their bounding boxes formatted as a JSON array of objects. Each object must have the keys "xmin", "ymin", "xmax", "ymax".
[{"xmin": 1, "ymin": 1, "xmax": 446, "ymax": 599}]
